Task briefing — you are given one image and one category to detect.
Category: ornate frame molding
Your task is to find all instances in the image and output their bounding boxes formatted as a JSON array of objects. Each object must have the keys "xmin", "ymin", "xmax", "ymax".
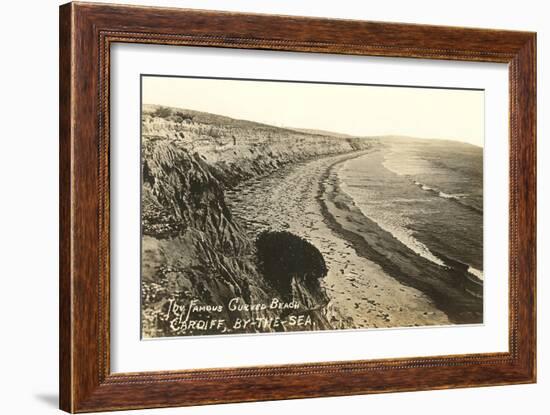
[{"xmin": 60, "ymin": 2, "xmax": 536, "ymax": 412}]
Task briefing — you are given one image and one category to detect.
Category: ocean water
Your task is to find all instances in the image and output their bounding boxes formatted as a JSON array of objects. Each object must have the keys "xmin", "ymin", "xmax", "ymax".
[{"xmin": 339, "ymin": 139, "xmax": 483, "ymax": 280}]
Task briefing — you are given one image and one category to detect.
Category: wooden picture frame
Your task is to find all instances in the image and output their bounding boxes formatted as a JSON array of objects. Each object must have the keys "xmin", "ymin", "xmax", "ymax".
[{"xmin": 59, "ymin": 2, "xmax": 536, "ymax": 412}]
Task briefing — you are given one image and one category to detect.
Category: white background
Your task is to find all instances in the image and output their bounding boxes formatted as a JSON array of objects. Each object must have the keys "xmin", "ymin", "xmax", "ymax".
[{"xmin": 0, "ymin": 0, "xmax": 547, "ymax": 414}]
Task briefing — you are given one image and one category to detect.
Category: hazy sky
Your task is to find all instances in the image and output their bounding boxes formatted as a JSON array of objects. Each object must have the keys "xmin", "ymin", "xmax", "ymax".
[{"xmin": 142, "ymin": 76, "xmax": 484, "ymax": 147}]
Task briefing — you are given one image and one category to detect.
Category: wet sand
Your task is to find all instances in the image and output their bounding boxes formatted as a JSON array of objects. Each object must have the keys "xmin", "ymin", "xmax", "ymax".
[{"xmin": 225, "ymin": 149, "xmax": 452, "ymax": 329}]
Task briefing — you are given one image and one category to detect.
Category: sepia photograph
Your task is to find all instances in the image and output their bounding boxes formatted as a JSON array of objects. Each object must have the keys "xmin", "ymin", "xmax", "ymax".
[{"xmin": 140, "ymin": 75, "xmax": 484, "ymax": 339}]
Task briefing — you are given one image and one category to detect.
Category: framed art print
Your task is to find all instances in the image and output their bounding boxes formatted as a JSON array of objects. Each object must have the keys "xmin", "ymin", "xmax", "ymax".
[{"xmin": 59, "ymin": 2, "xmax": 536, "ymax": 412}]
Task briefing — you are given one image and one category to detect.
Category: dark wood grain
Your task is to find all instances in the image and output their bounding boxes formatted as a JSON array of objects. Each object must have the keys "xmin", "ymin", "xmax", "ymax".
[
  {"xmin": 59, "ymin": 3, "xmax": 73, "ymax": 411},
  {"xmin": 59, "ymin": 2, "xmax": 536, "ymax": 412}
]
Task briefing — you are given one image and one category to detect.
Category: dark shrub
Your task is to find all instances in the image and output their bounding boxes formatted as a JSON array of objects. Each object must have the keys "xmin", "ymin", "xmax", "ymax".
[
  {"xmin": 153, "ymin": 106, "xmax": 173, "ymax": 119},
  {"xmin": 256, "ymin": 231, "xmax": 327, "ymax": 295},
  {"xmin": 175, "ymin": 111, "xmax": 194, "ymax": 122}
]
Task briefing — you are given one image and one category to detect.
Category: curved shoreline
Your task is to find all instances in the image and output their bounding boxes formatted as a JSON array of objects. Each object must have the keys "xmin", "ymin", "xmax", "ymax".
[
  {"xmin": 226, "ymin": 148, "xmax": 454, "ymax": 329},
  {"xmin": 318, "ymin": 150, "xmax": 483, "ymax": 324}
]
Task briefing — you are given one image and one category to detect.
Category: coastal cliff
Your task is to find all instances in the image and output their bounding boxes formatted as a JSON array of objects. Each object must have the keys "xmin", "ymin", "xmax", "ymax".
[
  {"xmin": 142, "ymin": 104, "xmax": 371, "ymax": 186},
  {"xmin": 141, "ymin": 105, "xmax": 370, "ymax": 337}
]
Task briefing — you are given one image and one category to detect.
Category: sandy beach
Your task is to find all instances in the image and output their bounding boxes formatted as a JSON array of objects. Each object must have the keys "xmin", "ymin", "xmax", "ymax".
[{"xmin": 226, "ymin": 149, "xmax": 452, "ymax": 329}]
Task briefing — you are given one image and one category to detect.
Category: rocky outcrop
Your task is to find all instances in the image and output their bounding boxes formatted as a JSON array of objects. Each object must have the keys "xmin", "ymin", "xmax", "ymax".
[{"xmin": 141, "ymin": 139, "xmax": 279, "ymax": 337}]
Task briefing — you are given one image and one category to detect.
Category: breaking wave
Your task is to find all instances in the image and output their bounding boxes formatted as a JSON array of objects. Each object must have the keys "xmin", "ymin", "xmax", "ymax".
[
  {"xmin": 412, "ymin": 180, "xmax": 482, "ymax": 214},
  {"xmin": 339, "ymin": 179, "xmax": 448, "ymax": 268}
]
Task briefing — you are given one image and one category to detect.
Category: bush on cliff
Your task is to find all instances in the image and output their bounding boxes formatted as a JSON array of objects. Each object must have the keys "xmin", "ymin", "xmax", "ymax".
[
  {"xmin": 153, "ymin": 106, "xmax": 173, "ymax": 118},
  {"xmin": 255, "ymin": 231, "xmax": 328, "ymax": 296}
]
